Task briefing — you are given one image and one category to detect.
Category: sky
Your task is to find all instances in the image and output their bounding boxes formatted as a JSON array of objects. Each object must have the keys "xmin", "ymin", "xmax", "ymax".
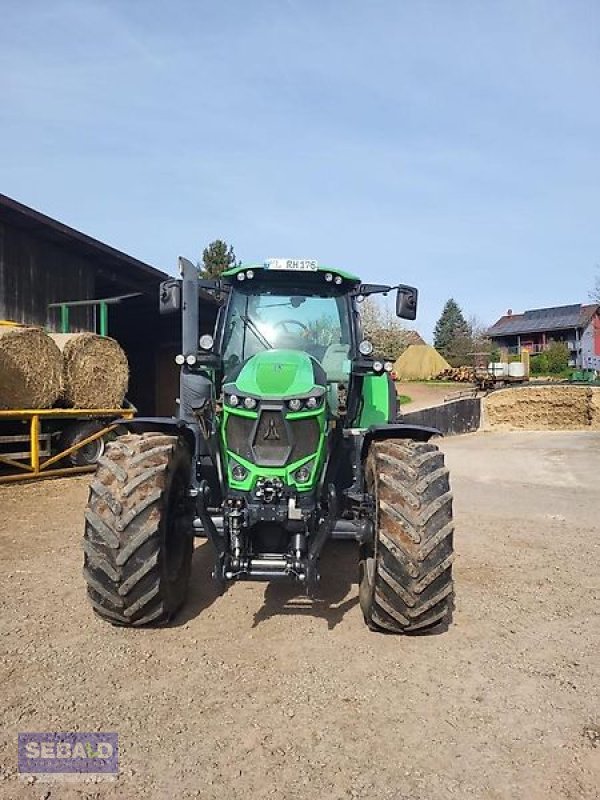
[{"xmin": 1, "ymin": 0, "xmax": 599, "ymax": 339}]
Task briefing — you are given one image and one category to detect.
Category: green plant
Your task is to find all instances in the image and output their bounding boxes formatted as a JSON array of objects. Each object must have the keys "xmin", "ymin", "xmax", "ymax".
[
  {"xmin": 530, "ymin": 353, "xmax": 549, "ymax": 375},
  {"xmin": 546, "ymin": 342, "xmax": 569, "ymax": 374},
  {"xmin": 397, "ymin": 394, "xmax": 412, "ymax": 405}
]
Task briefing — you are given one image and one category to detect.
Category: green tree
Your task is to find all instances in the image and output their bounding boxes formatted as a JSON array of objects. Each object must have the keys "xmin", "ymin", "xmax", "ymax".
[
  {"xmin": 200, "ymin": 240, "xmax": 239, "ymax": 278},
  {"xmin": 545, "ymin": 342, "xmax": 569, "ymax": 374},
  {"xmin": 434, "ymin": 299, "xmax": 471, "ymax": 365}
]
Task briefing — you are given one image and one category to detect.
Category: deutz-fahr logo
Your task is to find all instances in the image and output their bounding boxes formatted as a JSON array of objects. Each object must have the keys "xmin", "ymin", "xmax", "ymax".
[{"xmin": 263, "ymin": 419, "xmax": 280, "ymax": 441}]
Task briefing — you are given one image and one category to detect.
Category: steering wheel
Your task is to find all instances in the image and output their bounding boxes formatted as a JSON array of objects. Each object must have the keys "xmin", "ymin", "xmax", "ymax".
[{"xmin": 274, "ymin": 319, "xmax": 309, "ymax": 335}]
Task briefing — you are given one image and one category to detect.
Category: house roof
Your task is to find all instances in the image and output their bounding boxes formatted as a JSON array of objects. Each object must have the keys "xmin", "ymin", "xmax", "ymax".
[{"xmin": 487, "ymin": 304, "xmax": 600, "ymax": 337}]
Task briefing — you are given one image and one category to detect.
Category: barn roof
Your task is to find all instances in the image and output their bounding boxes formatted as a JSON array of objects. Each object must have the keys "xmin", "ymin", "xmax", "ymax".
[
  {"xmin": 0, "ymin": 193, "xmax": 169, "ymax": 288},
  {"xmin": 488, "ymin": 304, "xmax": 599, "ymax": 337}
]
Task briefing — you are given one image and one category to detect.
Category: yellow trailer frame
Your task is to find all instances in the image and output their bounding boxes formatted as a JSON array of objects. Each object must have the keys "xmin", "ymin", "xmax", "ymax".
[{"xmin": 0, "ymin": 407, "xmax": 135, "ymax": 484}]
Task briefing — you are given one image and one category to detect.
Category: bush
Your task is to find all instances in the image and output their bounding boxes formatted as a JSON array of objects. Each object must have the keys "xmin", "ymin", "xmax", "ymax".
[
  {"xmin": 546, "ymin": 342, "xmax": 569, "ymax": 374},
  {"xmin": 530, "ymin": 343, "xmax": 569, "ymax": 376},
  {"xmin": 530, "ymin": 354, "xmax": 549, "ymax": 375}
]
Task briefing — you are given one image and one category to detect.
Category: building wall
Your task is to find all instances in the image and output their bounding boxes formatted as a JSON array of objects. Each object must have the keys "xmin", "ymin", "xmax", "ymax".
[
  {"xmin": 0, "ymin": 220, "xmax": 94, "ymax": 330},
  {"xmin": 581, "ymin": 314, "xmax": 600, "ymax": 371}
]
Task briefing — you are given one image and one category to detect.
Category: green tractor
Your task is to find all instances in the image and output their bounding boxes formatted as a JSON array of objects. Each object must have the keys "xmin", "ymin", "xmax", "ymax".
[{"xmin": 83, "ymin": 258, "xmax": 454, "ymax": 633}]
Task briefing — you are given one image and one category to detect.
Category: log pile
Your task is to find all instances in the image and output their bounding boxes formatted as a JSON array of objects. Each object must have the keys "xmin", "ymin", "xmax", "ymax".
[
  {"xmin": 435, "ymin": 366, "xmax": 476, "ymax": 383},
  {"xmin": 0, "ymin": 326, "xmax": 62, "ymax": 409}
]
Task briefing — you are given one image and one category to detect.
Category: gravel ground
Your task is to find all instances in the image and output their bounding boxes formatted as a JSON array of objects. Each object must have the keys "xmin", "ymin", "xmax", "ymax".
[{"xmin": 1, "ymin": 431, "xmax": 599, "ymax": 799}]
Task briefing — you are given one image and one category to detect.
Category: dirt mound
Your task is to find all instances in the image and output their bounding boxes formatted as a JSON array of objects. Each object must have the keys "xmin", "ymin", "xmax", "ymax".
[
  {"xmin": 394, "ymin": 344, "xmax": 450, "ymax": 380},
  {"xmin": 485, "ymin": 385, "xmax": 600, "ymax": 430},
  {"xmin": 591, "ymin": 390, "xmax": 600, "ymax": 430},
  {"xmin": 0, "ymin": 326, "xmax": 62, "ymax": 409}
]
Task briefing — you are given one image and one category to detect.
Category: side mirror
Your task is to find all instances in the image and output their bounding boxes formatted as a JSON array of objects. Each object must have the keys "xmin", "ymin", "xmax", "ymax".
[
  {"xmin": 159, "ymin": 279, "xmax": 181, "ymax": 314},
  {"xmin": 396, "ymin": 285, "xmax": 418, "ymax": 320}
]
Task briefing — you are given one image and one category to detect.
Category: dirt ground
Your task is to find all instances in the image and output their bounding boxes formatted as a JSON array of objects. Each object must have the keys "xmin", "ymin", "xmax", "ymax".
[
  {"xmin": 1, "ymin": 431, "xmax": 599, "ymax": 799},
  {"xmin": 396, "ymin": 380, "xmax": 471, "ymax": 411}
]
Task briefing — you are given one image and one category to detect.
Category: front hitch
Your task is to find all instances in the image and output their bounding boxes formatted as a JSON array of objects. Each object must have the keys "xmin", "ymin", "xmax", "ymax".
[
  {"xmin": 305, "ymin": 483, "xmax": 337, "ymax": 594},
  {"xmin": 193, "ymin": 480, "xmax": 228, "ymax": 583}
]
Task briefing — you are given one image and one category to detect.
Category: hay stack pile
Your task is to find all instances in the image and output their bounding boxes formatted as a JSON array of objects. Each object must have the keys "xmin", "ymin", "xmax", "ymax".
[
  {"xmin": 485, "ymin": 386, "xmax": 591, "ymax": 430},
  {"xmin": 0, "ymin": 326, "xmax": 62, "ymax": 409},
  {"xmin": 590, "ymin": 388, "xmax": 600, "ymax": 430},
  {"xmin": 394, "ymin": 345, "xmax": 450, "ymax": 381},
  {"xmin": 50, "ymin": 333, "xmax": 129, "ymax": 408}
]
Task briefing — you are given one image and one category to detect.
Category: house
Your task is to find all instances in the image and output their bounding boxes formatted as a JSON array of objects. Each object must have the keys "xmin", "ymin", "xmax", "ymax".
[
  {"xmin": 0, "ymin": 193, "xmax": 218, "ymax": 413},
  {"xmin": 487, "ymin": 303, "xmax": 600, "ymax": 370}
]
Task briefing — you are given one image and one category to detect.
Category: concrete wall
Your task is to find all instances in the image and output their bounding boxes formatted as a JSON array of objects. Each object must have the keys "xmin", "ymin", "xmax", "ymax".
[{"xmin": 402, "ymin": 398, "xmax": 481, "ymax": 436}]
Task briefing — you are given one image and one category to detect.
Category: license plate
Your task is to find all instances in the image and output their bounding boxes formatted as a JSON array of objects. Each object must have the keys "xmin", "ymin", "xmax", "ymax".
[{"xmin": 265, "ymin": 258, "xmax": 318, "ymax": 271}]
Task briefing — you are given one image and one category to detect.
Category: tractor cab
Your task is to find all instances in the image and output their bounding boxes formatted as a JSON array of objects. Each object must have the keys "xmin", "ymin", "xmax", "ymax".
[{"xmin": 218, "ymin": 263, "xmax": 358, "ymax": 419}]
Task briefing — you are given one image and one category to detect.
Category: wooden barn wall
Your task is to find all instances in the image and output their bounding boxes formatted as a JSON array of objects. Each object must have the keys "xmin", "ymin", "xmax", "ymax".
[{"xmin": 0, "ymin": 220, "xmax": 94, "ymax": 330}]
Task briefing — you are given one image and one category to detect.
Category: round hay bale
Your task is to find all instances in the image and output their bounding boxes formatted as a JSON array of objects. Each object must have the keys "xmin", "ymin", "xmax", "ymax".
[
  {"xmin": 50, "ymin": 333, "xmax": 129, "ymax": 408},
  {"xmin": 0, "ymin": 326, "xmax": 62, "ymax": 409}
]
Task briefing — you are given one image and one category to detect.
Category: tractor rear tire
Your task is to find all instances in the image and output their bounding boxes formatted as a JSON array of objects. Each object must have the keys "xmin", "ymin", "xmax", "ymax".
[
  {"xmin": 359, "ymin": 439, "xmax": 454, "ymax": 633},
  {"xmin": 83, "ymin": 432, "xmax": 194, "ymax": 626}
]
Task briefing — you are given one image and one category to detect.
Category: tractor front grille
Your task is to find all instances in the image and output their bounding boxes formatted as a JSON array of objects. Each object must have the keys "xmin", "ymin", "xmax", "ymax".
[
  {"xmin": 225, "ymin": 415, "xmax": 255, "ymax": 463},
  {"xmin": 252, "ymin": 410, "xmax": 291, "ymax": 466},
  {"xmin": 226, "ymin": 409, "xmax": 320, "ymax": 468}
]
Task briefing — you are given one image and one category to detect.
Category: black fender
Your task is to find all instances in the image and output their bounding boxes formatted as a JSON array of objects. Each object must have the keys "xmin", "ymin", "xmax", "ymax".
[
  {"xmin": 360, "ymin": 423, "xmax": 441, "ymax": 459},
  {"xmin": 116, "ymin": 416, "xmax": 198, "ymax": 453}
]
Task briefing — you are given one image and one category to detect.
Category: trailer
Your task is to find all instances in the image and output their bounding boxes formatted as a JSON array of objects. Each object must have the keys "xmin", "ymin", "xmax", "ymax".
[{"xmin": 0, "ymin": 405, "xmax": 134, "ymax": 484}]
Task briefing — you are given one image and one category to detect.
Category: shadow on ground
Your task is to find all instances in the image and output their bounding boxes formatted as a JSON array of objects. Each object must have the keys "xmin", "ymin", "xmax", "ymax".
[
  {"xmin": 173, "ymin": 538, "xmax": 360, "ymax": 629},
  {"xmin": 252, "ymin": 540, "xmax": 359, "ymax": 630}
]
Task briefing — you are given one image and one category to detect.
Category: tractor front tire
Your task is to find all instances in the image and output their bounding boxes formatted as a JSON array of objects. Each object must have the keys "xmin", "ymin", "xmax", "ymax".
[
  {"xmin": 83, "ymin": 432, "xmax": 194, "ymax": 626},
  {"xmin": 359, "ymin": 439, "xmax": 454, "ymax": 633}
]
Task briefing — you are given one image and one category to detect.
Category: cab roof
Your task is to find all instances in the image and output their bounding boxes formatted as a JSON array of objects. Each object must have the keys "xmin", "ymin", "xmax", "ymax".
[{"xmin": 222, "ymin": 261, "xmax": 360, "ymax": 284}]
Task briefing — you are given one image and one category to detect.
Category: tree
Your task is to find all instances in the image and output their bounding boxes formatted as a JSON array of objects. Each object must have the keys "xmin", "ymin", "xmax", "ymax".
[
  {"xmin": 200, "ymin": 240, "xmax": 239, "ymax": 278},
  {"xmin": 591, "ymin": 270, "xmax": 600, "ymax": 302},
  {"xmin": 434, "ymin": 299, "xmax": 471, "ymax": 365},
  {"xmin": 359, "ymin": 297, "xmax": 411, "ymax": 360}
]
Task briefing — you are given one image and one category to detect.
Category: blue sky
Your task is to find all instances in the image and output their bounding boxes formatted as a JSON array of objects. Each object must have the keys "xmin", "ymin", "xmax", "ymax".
[{"xmin": 1, "ymin": 1, "xmax": 599, "ymax": 338}]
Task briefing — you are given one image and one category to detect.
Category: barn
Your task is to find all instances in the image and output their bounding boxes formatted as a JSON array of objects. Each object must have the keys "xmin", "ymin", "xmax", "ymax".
[{"xmin": 0, "ymin": 193, "xmax": 216, "ymax": 415}]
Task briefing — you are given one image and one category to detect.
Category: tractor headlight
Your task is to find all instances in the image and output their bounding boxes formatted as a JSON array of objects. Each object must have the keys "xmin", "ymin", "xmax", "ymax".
[
  {"xmin": 384, "ymin": 361, "xmax": 393, "ymax": 372},
  {"xmin": 373, "ymin": 360, "xmax": 384, "ymax": 373},
  {"xmin": 305, "ymin": 396, "xmax": 319, "ymax": 409},
  {"xmin": 228, "ymin": 394, "xmax": 240, "ymax": 407},
  {"xmin": 186, "ymin": 354, "xmax": 197, "ymax": 366},
  {"xmin": 324, "ymin": 272, "xmax": 333, "ymax": 282},
  {"xmin": 243, "ymin": 396, "xmax": 258, "ymax": 410},
  {"xmin": 287, "ymin": 398, "xmax": 303, "ymax": 412},
  {"xmin": 231, "ymin": 462, "xmax": 248, "ymax": 481},
  {"xmin": 294, "ymin": 463, "xmax": 313, "ymax": 483}
]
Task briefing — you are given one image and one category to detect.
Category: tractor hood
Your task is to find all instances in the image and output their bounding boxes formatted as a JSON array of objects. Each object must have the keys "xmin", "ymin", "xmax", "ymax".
[{"xmin": 230, "ymin": 350, "xmax": 324, "ymax": 399}]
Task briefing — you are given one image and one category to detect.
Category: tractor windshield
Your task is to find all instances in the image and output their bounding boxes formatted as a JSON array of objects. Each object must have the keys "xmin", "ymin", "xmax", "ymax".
[{"xmin": 222, "ymin": 286, "xmax": 352, "ymax": 381}]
